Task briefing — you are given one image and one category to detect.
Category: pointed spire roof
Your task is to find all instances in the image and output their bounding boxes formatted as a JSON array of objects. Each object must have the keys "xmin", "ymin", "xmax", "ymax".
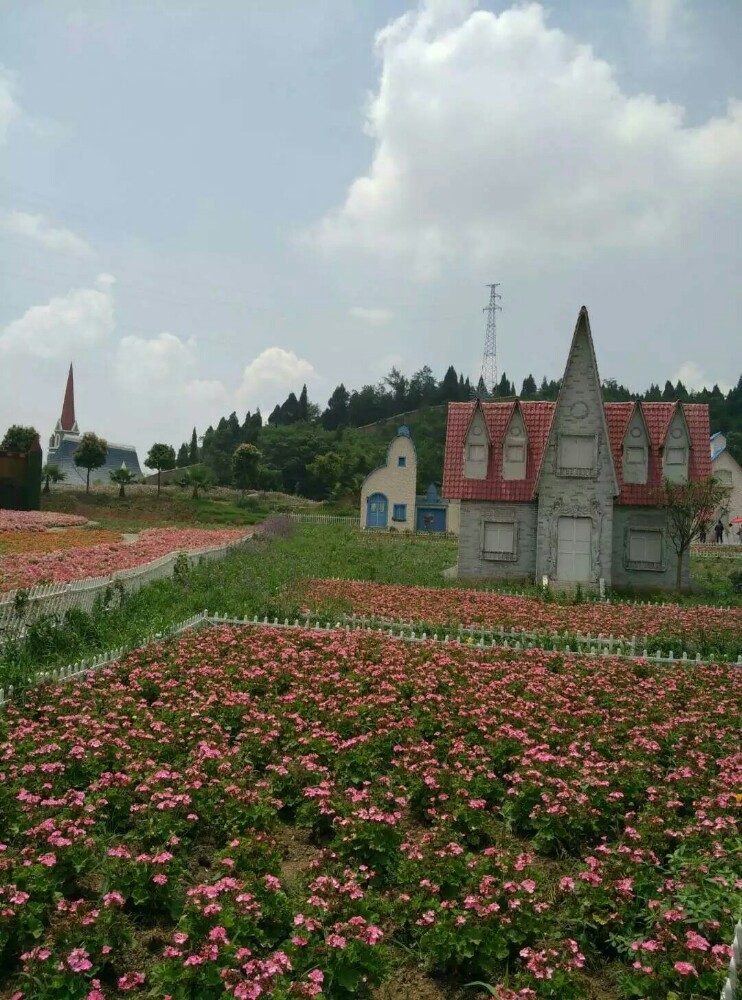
[{"xmin": 60, "ymin": 364, "xmax": 76, "ymax": 432}]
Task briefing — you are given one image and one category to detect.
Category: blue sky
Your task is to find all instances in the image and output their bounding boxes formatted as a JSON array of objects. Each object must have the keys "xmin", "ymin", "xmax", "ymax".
[{"xmin": 1, "ymin": 0, "xmax": 740, "ymax": 461}]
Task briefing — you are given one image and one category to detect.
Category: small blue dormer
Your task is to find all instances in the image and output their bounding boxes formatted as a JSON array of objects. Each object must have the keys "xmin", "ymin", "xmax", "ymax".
[{"xmin": 398, "ymin": 425, "xmax": 411, "ymax": 437}]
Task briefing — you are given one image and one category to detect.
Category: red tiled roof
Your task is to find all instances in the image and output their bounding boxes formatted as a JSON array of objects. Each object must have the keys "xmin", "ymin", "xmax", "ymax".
[
  {"xmin": 443, "ymin": 399, "xmax": 711, "ymax": 505},
  {"xmin": 442, "ymin": 401, "xmax": 556, "ymax": 502}
]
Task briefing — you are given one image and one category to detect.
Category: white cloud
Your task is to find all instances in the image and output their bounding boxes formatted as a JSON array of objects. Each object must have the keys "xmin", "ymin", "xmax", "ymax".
[
  {"xmin": 115, "ymin": 331, "xmax": 196, "ymax": 391},
  {"xmin": 1, "ymin": 211, "xmax": 93, "ymax": 257},
  {"xmin": 0, "ymin": 273, "xmax": 115, "ymax": 360},
  {"xmin": 672, "ymin": 361, "xmax": 730, "ymax": 395},
  {"xmin": 236, "ymin": 347, "xmax": 317, "ymax": 410},
  {"xmin": 310, "ymin": 1, "xmax": 742, "ymax": 278},
  {"xmin": 0, "ymin": 66, "xmax": 20, "ymax": 144},
  {"xmin": 183, "ymin": 379, "xmax": 227, "ymax": 403},
  {"xmin": 348, "ymin": 306, "xmax": 393, "ymax": 325},
  {"xmin": 632, "ymin": 0, "xmax": 684, "ymax": 45}
]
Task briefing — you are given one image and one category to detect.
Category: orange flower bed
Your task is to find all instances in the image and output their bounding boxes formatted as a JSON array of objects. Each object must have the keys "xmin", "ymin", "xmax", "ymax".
[{"xmin": 0, "ymin": 528, "xmax": 122, "ymax": 556}]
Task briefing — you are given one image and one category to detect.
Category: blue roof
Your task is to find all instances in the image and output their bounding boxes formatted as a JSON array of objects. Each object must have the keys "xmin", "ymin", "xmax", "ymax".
[
  {"xmin": 710, "ymin": 431, "xmax": 722, "ymax": 441},
  {"xmin": 46, "ymin": 437, "xmax": 143, "ymax": 484},
  {"xmin": 711, "ymin": 447, "xmax": 726, "ymax": 462}
]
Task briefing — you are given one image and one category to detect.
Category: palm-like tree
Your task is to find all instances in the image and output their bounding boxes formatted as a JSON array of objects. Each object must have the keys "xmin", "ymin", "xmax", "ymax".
[
  {"xmin": 41, "ymin": 463, "xmax": 66, "ymax": 495},
  {"xmin": 109, "ymin": 467, "xmax": 136, "ymax": 498},
  {"xmin": 179, "ymin": 466, "xmax": 212, "ymax": 500}
]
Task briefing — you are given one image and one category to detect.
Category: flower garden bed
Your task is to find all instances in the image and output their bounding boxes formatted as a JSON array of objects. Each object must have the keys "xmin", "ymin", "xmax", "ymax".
[
  {"xmin": 0, "ymin": 511, "xmax": 89, "ymax": 532},
  {"xmin": 300, "ymin": 579, "xmax": 742, "ymax": 653},
  {"xmin": 0, "ymin": 528, "xmax": 122, "ymax": 557},
  {"xmin": 0, "ymin": 528, "xmax": 249, "ymax": 592},
  {"xmin": 0, "ymin": 624, "xmax": 739, "ymax": 998}
]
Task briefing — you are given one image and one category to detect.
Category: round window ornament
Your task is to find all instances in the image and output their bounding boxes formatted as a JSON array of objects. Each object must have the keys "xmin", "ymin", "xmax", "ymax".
[
  {"xmin": 671, "ymin": 427, "xmax": 683, "ymax": 439},
  {"xmin": 510, "ymin": 425, "xmax": 523, "ymax": 437},
  {"xmin": 472, "ymin": 425, "xmax": 483, "ymax": 436},
  {"xmin": 630, "ymin": 427, "xmax": 642, "ymax": 438},
  {"xmin": 570, "ymin": 401, "xmax": 589, "ymax": 419}
]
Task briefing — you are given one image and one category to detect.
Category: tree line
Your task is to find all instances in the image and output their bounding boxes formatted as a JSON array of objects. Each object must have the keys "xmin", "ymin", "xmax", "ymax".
[
  {"xmin": 3, "ymin": 365, "xmax": 741, "ymax": 503},
  {"xmin": 174, "ymin": 366, "xmax": 742, "ymax": 501}
]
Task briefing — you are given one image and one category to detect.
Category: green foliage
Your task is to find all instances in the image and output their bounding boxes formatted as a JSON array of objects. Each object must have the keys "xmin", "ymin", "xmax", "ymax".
[
  {"xmin": 657, "ymin": 475, "xmax": 733, "ymax": 590},
  {"xmin": 1, "ymin": 424, "xmax": 39, "ymax": 452},
  {"xmin": 146, "ymin": 443, "xmax": 176, "ymax": 495},
  {"xmin": 108, "ymin": 466, "xmax": 136, "ymax": 497},
  {"xmin": 232, "ymin": 443, "xmax": 261, "ymax": 491},
  {"xmin": 178, "ymin": 465, "xmax": 213, "ymax": 499},
  {"xmin": 41, "ymin": 463, "xmax": 65, "ymax": 495},
  {"xmin": 73, "ymin": 432, "xmax": 108, "ymax": 493}
]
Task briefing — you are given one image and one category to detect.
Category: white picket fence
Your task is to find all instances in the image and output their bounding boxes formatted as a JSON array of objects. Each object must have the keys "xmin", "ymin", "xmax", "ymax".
[
  {"xmin": 285, "ymin": 513, "xmax": 360, "ymax": 525},
  {"xmin": 0, "ymin": 534, "xmax": 252, "ymax": 640},
  {"xmin": 720, "ymin": 920, "xmax": 741, "ymax": 1000}
]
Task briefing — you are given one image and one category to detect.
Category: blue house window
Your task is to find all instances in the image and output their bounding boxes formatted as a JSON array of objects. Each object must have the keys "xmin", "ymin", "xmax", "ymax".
[
  {"xmin": 398, "ymin": 456, "xmax": 406, "ymax": 467},
  {"xmin": 392, "ymin": 504, "xmax": 407, "ymax": 521}
]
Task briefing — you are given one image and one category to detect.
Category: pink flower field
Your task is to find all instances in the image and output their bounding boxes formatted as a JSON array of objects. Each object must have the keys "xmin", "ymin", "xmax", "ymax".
[
  {"xmin": 301, "ymin": 578, "xmax": 742, "ymax": 652},
  {"xmin": 0, "ymin": 510, "xmax": 89, "ymax": 532},
  {"xmin": 0, "ymin": 528, "xmax": 249, "ymax": 592},
  {"xmin": 0, "ymin": 625, "xmax": 739, "ymax": 998}
]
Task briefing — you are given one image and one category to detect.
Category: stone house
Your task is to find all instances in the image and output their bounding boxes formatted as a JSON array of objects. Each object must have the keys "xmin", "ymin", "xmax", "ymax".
[
  {"xmin": 710, "ymin": 432, "xmax": 742, "ymax": 536},
  {"xmin": 360, "ymin": 426, "xmax": 459, "ymax": 532},
  {"xmin": 442, "ymin": 307, "xmax": 711, "ymax": 590}
]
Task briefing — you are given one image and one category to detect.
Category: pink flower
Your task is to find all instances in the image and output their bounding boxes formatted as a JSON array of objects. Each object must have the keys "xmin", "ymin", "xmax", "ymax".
[
  {"xmin": 327, "ymin": 934, "xmax": 346, "ymax": 949},
  {"xmin": 673, "ymin": 962, "xmax": 697, "ymax": 976},
  {"xmin": 117, "ymin": 971, "xmax": 145, "ymax": 990},
  {"xmin": 37, "ymin": 852, "xmax": 57, "ymax": 867},
  {"xmin": 67, "ymin": 948, "xmax": 92, "ymax": 973},
  {"xmin": 152, "ymin": 873, "xmax": 168, "ymax": 885}
]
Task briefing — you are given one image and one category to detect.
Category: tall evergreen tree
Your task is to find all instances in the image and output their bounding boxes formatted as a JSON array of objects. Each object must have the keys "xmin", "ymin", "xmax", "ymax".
[
  {"xmin": 189, "ymin": 427, "xmax": 199, "ymax": 465},
  {"xmin": 520, "ymin": 374, "xmax": 538, "ymax": 398},
  {"xmin": 176, "ymin": 443, "xmax": 189, "ymax": 467},
  {"xmin": 322, "ymin": 384, "xmax": 350, "ymax": 430},
  {"xmin": 298, "ymin": 385, "xmax": 309, "ymax": 422}
]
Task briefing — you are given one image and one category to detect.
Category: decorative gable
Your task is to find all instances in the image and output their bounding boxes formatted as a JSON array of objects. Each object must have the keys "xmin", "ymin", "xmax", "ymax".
[
  {"xmin": 536, "ymin": 307, "xmax": 618, "ymax": 496},
  {"xmin": 622, "ymin": 405, "xmax": 649, "ymax": 485},
  {"xmin": 662, "ymin": 405, "xmax": 690, "ymax": 483},
  {"xmin": 502, "ymin": 404, "xmax": 527, "ymax": 480},
  {"xmin": 464, "ymin": 405, "xmax": 489, "ymax": 480}
]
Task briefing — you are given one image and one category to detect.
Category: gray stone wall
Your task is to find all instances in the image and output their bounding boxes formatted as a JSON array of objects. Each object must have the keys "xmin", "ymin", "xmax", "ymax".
[
  {"xmin": 458, "ymin": 501, "xmax": 537, "ymax": 580},
  {"xmin": 535, "ymin": 320, "xmax": 617, "ymax": 589},
  {"xmin": 611, "ymin": 506, "xmax": 689, "ymax": 590}
]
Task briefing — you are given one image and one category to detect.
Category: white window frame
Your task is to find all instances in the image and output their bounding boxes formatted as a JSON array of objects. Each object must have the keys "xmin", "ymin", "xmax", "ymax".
[
  {"xmin": 481, "ymin": 520, "xmax": 517, "ymax": 562},
  {"xmin": 558, "ymin": 434, "xmax": 596, "ymax": 477},
  {"xmin": 468, "ymin": 444, "xmax": 486, "ymax": 462},
  {"xmin": 505, "ymin": 443, "xmax": 525, "ymax": 463},
  {"xmin": 625, "ymin": 528, "xmax": 664, "ymax": 571}
]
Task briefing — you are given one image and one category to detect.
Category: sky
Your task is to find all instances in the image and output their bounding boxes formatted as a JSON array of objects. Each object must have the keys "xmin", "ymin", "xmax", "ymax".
[{"xmin": 0, "ymin": 0, "xmax": 740, "ymax": 463}]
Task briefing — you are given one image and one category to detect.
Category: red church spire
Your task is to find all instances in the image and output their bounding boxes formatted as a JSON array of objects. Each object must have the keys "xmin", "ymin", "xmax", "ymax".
[{"xmin": 60, "ymin": 364, "xmax": 76, "ymax": 432}]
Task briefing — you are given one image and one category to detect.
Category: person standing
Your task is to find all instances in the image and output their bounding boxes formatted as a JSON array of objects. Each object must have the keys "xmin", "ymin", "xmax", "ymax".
[{"xmin": 714, "ymin": 519, "xmax": 724, "ymax": 544}]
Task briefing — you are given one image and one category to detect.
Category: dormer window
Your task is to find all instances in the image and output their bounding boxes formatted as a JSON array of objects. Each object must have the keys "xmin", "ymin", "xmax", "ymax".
[
  {"xmin": 502, "ymin": 406, "xmax": 527, "ymax": 480},
  {"xmin": 622, "ymin": 410, "xmax": 649, "ymax": 485},
  {"xmin": 464, "ymin": 408, "xmax": 489, "ymax": 480},
  {"xmin": 663, "ymin": 409, "xmax": 689, "ymax": 483}
]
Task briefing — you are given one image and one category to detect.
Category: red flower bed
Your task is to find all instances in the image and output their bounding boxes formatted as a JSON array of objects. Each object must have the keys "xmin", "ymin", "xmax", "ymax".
[
  {"xmin": 0, "ymin": 626, "xmax": 738, "ymax": 997},
  {"xmin": 301, "ymin": 578, "xmax": 742, "ymax": 650},
  {"xmin": 0, "ymin": 527, "xmax": 249, "ymax": 592},
  {"xmin": 0, "ymin": 510, "xmax": 89, "ymax": 532}
]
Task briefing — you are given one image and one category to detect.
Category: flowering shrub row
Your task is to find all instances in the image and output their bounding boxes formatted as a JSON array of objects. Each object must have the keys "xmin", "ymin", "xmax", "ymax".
[
  {"xmin": 0, "ymin": 528, "xmax": 122, "ymax": 556},
  {"xmin": 0, "ymin": 510, "xmax": 89, "ymax": 532},
  {"xmin": 0, "ymin": 527, "xmax": 249, "ymax": 592},
  {"xmin": 301, "ymin": 578, "xmax": 742, "ymax": 649},
  {"xmin": 0, "ymin": 625, "xmax": 739, "ymax": 997}
]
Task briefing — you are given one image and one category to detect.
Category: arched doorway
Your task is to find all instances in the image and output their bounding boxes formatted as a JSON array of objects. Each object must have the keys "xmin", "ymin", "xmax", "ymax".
[{"xmin": 366, "ymin": 492, "xmax": 388, "ymax": 528}]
